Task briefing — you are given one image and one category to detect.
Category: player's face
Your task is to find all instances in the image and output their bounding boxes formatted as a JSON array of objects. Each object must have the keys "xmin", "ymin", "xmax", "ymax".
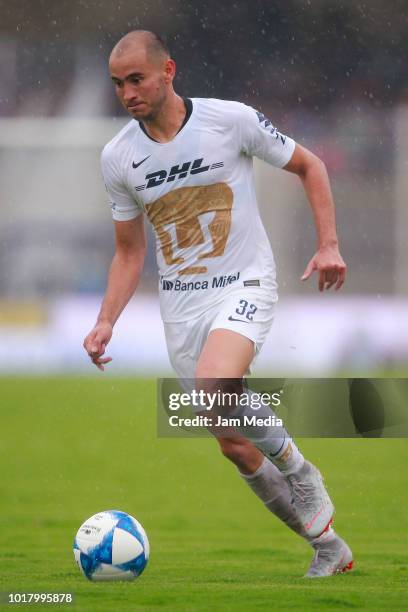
[{"xmin": 109, "ymin": 49, "xmax": 173, "ymax": 121}]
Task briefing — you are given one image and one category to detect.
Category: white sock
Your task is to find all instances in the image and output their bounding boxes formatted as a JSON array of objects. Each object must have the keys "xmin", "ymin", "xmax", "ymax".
[
  {"xmin": 270, "ymin": 439, "xmax": 304, "ymax": 475},
  {"xmin": 231, "ymin": 390, "xmax": 304, "ymax": 475},
  {"xmin": 239, "ymin": 457, "xmax": 307, "ymax": 537},
  {"xmin": 310, "ymin": 524, "xmax": 336, "ymax": 546}
]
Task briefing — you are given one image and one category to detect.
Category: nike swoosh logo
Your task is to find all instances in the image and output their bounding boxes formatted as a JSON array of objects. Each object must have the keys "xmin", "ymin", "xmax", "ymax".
[
  {"xmin": 227, "ymin": 316, "xmax": 250, "ymax": 323},
  {"xmin": 132, "ymin": 155, "xmax": 150, "ymax": 169}
]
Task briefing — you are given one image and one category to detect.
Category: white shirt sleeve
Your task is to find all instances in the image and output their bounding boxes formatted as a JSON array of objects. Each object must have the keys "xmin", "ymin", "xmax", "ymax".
[
  {"xmin": 100, "ymin": 146, "xmax": 143, "ymax": 222},
  {"xmin": 237, "ymin": 103, "xmax": 296, "ymax": 168}
]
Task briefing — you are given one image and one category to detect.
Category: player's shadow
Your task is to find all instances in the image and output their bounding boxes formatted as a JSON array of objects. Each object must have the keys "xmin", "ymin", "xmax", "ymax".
[
  {"xmin": 347, "ymin": 378, "xmax": 385, "ymax": 438},
  {"xmin": 251, "ymin": 378, "xmax": 387, "ymax": 438}
]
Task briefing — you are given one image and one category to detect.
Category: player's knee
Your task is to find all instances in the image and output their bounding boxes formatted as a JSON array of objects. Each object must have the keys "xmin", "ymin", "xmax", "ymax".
[
  {"xmin": 195, "ymin": 360, "xmax": 223, "ymax": 380},
  {"xmin": 194, "ymin": 371, "xmax": 243, "ymax": 398}
]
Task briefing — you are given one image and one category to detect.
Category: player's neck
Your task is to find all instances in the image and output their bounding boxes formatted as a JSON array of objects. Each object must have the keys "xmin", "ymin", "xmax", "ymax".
[{"xmin": 141, "ymin": 93, "xmax": 187, "ymax": 143}]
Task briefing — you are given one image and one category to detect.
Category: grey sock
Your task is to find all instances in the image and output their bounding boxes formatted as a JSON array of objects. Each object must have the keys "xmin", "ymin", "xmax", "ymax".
[{"xmin": 240, "ymin": 457, "xmax": 309, "ymax": 538}]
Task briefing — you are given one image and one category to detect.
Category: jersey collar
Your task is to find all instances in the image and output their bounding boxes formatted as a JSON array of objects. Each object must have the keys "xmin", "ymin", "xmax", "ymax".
[{"xmin": 138, "ymin": 97, "xmax": 193, "ymax": 143}]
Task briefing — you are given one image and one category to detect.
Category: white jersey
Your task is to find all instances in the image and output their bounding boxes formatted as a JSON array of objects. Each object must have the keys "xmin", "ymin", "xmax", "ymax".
[{"xmin": 101, "ymin": 98, "xmax": 295, "ymax": 322}]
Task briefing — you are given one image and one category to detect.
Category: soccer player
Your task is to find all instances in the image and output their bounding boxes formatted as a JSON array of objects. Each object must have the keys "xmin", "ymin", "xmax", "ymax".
[{"xmin": 83, "ymin": 30, "xmax": 352, "ymax": 577}]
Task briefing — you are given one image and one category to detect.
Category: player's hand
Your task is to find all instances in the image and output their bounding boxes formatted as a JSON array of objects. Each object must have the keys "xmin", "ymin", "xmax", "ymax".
[
  {"xmin": 301, "ymin": 244, "xmax": 347, "ymax": 291},
  {"xmin": 83, "ymin": 321, "xmax": 113, "ymax": 371}
]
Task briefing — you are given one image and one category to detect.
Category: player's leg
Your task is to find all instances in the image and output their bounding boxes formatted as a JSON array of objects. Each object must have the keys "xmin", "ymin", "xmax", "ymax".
[
  {"xmin": 197, "ymin": 329, "xmax": 342, "ymax": 533},
  {"xmin": 164, "ymin": 311, "xmax": 352, "ymax": 575},
  {"xmin": 196, "ymin": 329, "xmax": 305, "ymax": 477},
  {"xmin": 196, "ymin": 328, "xmax": 353, "ymax": 575},
  {"xmin": 216, "ymin": 431, "xmax": 352, "ymax": 576},
  {"xmin": 215, "ymin": 432, "xmax": 263, "ymax": 475},
  {"xmin": 217, "ymin": 434, "xmax": 308, "ymax": 536},
  {"xmin": 165, "ymin": 320, "xmax": 308, "ymax": 538}
]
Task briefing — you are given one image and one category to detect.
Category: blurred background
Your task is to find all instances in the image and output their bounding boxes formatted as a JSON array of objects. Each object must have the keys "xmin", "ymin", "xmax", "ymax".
[{"xmin": 0, "ymin": 0, "xmax": 407, "ymax": 375}]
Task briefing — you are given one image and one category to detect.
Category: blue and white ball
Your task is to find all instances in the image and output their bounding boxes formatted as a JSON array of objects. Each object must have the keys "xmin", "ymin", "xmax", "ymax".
[{"xmin": 73, "ymin": 510, "xmax": 149, "ymax": 581}]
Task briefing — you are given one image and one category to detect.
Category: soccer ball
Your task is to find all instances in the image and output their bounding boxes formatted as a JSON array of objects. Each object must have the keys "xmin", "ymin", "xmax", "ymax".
[{"xmin": 73, "ymin": 510, "xmax": 149, "ymax": 581}]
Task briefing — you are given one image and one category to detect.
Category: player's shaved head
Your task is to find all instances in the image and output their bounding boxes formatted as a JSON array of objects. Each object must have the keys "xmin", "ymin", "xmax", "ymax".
[
  {"xmin": 109, "ymin": 30, "xmax": 177, "ymax": 123},
  {"xmin": 110, "ymin": 30, "xmax": 170, "ymax": 64}
]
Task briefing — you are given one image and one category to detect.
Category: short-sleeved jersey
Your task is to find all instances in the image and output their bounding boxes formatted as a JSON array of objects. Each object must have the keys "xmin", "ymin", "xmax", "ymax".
[{"xmin": 101, "ymin": 98, "xmax": 295, "ymax": 322}]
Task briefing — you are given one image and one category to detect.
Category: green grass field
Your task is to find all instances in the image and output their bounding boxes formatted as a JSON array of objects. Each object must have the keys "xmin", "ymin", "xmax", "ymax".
[{"xmin": 0, "ymin": 377, "xmax": 407, "ymax": 611}]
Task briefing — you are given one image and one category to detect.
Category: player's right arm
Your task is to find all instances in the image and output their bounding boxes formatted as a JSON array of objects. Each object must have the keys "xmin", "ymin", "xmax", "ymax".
[
  {"xmin": 83, "ymin": 216, "xmax": 146, "ymax": 370},
  {"xmin": 84, "ymin": 141, "xmax": 146, "ymax": 370}
]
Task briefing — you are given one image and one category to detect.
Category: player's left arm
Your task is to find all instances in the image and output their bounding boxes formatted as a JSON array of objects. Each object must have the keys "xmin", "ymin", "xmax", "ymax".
[{"xmin": 283, "ymin": 143, "xmax": 347, "ymax": 291}]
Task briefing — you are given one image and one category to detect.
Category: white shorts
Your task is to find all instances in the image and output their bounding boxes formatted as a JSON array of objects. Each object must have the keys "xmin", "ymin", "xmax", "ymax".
[{"xmin": 163, "ymin": 286, "xmax": 277, "ymax": 379}]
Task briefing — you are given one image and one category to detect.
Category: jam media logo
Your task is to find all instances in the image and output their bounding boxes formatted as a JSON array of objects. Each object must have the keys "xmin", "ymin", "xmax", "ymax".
[
  {"xmin": 135, "ymin": 157, "xmax": 224, "ymax": 191},
  {"xmin": 255, "ymin": 110, "xmax": 287, "ymax": 145}
]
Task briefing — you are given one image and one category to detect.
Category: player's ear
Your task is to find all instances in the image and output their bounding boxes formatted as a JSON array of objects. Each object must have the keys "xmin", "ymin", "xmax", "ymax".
[{"xmin": 164, "ymin": 59, "xmax": 176, "ymax": 83}]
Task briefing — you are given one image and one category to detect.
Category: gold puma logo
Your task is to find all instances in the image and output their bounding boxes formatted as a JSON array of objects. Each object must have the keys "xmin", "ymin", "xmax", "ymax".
[{"xmin": 146, "ymin": 183, "xmax": 233, "ymax": 275}]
